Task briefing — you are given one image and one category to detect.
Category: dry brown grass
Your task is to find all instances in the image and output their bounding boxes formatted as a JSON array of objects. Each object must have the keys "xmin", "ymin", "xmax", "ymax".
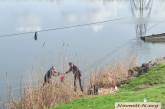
[
  {"xmin": 89, "ymin": 55, "xmax": 138, "ymax": 89},
  {"xmin": 8, "ymin": 74, "xmax": 80, "ymax": 109}
]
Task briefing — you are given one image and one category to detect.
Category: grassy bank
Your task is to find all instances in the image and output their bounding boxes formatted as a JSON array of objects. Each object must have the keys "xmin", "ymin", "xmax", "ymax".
[{"xmin": 51, "ymin": 64, "xmax": 165, "ymax": 109}]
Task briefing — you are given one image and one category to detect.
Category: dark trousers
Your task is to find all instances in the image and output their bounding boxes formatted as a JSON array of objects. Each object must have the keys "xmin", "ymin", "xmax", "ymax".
[{"xmin": 74, "ymin": 74, "xmax": 83, "ymax": 92}]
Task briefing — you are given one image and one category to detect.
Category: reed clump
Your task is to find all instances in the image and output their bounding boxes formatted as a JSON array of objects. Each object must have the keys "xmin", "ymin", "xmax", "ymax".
[
  {"xmin": 8, "ymin": 76, "xmax": 79, "ymax": 109},
  {"xmin": 89, "ymin": 55, "xmax": 138, "ymax": 89}
]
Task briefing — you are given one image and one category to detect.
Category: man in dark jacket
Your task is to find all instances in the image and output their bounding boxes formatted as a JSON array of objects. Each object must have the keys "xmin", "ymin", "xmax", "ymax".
[
  {"xmin": 43, "ymin": 66, "xmax": 59, "ymax": 86},
  {"xmin": 65, "ymin": 62, "xmax": 83, "ymax": 92}
]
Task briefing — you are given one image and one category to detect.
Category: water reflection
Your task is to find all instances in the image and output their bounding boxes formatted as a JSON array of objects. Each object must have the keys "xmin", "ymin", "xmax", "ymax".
[
  {"xmin": 60, "ymin": 0, "xmax": 122, "ymax": 32},
  {"xmin": 130, "ymin": 0, "xmax": 154, "ymax": 63},
  {"xmin": 130, "ymin": 0, "xmax": 153, "ymax": 37},
  {"xmin": 17, "ymin": 15, "xmax": 42, "ymax": 32}
]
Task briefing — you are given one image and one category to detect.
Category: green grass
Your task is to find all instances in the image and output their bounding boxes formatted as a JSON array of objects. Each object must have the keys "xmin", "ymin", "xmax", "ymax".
[
  {"xmin": 51, "ymin": 64, "xmax": 165, "ymax": 109},
  {"xmin": 122, "ymin": 64, "xmax": 165, "ymax": 90}
]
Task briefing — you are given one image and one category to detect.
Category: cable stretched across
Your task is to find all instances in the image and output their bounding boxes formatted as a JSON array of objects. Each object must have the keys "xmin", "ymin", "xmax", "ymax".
[{"xmin": 0, "ymin": 17, "xmax": 127, "ymax": 39}]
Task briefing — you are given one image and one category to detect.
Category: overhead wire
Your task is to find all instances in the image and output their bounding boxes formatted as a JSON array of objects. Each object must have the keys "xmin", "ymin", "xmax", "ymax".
[
  {"xmin": 147, "ymin": 20, "xmax": 165, "ymax": 32},
  {"xmin": 0, "ymin": 17, "xmax": 127, "ymax": 39},
  {"xmin": 84, "ymin": 37, "xmax": 136, "ymax": 72}
]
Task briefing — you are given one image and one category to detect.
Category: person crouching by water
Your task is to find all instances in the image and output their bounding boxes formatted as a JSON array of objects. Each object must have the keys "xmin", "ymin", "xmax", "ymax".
[
  {"xmin": 65, "ymin": 62, "xmax": 83, "ymax": 92},
  {"xmin": 43, "ymin": 66, "xmax": 59, "ymax": 86}
]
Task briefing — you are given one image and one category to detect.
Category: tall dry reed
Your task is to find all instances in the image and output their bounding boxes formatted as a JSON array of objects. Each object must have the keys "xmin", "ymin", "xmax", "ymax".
[
  {"xmin": 89, "ymin": 55, "xmax": 138, "ymax": 88},
  {"xmin": 8, "ymin": 74, "xmax": 79, "ymax": 109}
]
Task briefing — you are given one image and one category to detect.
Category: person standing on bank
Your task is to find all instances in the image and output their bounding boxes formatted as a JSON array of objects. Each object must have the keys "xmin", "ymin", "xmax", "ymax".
[{"xmin": 65, "ymin": 62, "xmax": 83, "ymax": 92}]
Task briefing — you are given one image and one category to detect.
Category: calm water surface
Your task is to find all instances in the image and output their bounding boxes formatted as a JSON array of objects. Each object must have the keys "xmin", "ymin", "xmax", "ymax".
[{"xmin": 1, "ymin": 0, "xmax": 165, "ymax": 104}]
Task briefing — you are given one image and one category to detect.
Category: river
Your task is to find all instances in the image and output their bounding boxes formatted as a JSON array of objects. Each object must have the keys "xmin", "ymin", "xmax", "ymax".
[{"xmin": 0, "ymin": 0, "xmax": 165, "ymax": 106}]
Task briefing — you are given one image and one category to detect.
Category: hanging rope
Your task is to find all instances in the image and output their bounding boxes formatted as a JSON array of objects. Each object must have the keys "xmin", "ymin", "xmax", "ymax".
[{"xmin": 34, "ymin": 32, "xmax": 38, "ymax": 40}]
